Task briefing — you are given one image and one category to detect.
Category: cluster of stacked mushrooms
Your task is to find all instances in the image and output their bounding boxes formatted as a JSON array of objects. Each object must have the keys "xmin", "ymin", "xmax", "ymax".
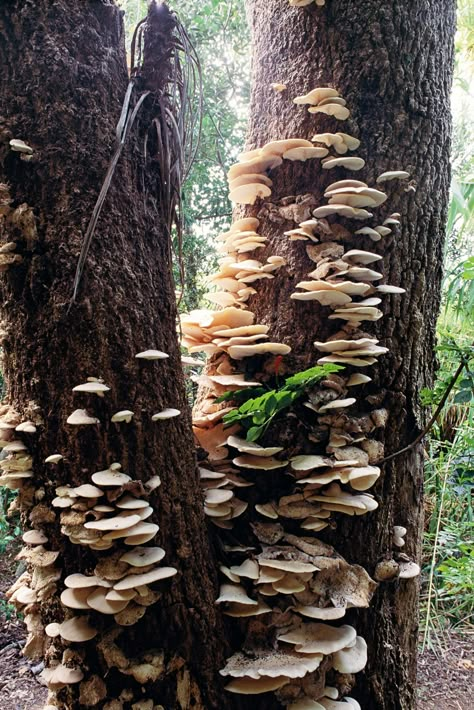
[
  {"xmin": 2, "ymin": 351, "xmax": 182, "ymax": 708},
  {"xmin": 181, "ymin": 67, "xmax": 420, "ymax": 706}
]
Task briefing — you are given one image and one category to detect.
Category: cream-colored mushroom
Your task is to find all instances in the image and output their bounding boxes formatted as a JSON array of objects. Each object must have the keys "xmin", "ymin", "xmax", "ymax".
[
  {"xmin": 67, "ymin": 409, "xmax": 99, "ymax": 426},
  {"xmin": 135, "ymin": 350, "xmax": 169, "ymax": 360}
]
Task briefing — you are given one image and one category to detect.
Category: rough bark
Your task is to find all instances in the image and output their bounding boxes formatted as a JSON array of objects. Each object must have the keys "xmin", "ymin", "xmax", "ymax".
[
  {"xmin": 0, "ymin": 1, "xmax": 231, "ymax": 707},
  {"xmin": 237, "ymin": 1, "xmax": 456, "ymax": 708}
]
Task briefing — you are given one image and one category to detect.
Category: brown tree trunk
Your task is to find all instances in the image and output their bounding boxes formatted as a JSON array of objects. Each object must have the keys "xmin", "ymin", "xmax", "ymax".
[
  {"xmin": 237, "ymin": 1, "xmax": 456, "ymax": 708},
  {"xmin": 0, "ymin": 2, "xmax": 231, "ymax": 708}
]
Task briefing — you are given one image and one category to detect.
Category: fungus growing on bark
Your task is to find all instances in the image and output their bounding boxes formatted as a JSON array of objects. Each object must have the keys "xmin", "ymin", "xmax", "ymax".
[
  {"xmin": 9, "ymin": 138, "xmax": 33, "ymax": 154},
  {"xmin": 376, "ymin": 170, "xmax": 410, "ymax": 182},
  {"xmin": 271, "ymin": 82, "xmax": 287, "ymax": 92},
  {"xmin": 73, "ymin": 381, "xmax": 110, "ymax": 396},
  {"xmin": 111, "ymin": 410, "xmax": 134, "ymax": 423},
  {"xmin": 45, "ymin": 454, "xmax": 63, "ymax": 463},
  {"xmin": 151, "ymin": 408, "xmax": 181, "ymax": 420},
  {"xmin": 135, "ymin": 350, "xmax": 169, "ymax": 360},
  {"xmin": 67, "ymin": 409, "xmax": 100, "ymax": 426}
]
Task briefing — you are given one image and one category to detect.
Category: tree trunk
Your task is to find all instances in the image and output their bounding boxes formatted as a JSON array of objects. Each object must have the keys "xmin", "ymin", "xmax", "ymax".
[
  {"xmin": 0, "ymin": 2, "xmax": 231, "ymax": 708},
  {"xmin": 238, "ymin": 1, "xmax": 455, "ymax": 708}
]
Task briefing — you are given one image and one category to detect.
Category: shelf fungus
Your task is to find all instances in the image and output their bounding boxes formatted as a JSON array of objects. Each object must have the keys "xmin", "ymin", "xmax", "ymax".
[{"xmin": 294, "ymin": 87, "xmax": 349, "ymax": 120}]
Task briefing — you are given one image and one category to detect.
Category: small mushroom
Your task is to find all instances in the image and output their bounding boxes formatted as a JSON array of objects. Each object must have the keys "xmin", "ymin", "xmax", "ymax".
[
  {"xmin": 135, "ymin": 350, "xmax": 169, "ymax": 360},
  {"xmin": 67, "ymin": 409, "xmax": 100, "ymax": 426},
  {"xmin": 111, "ymin": 410, "xmax": 134, "ymax": 423}
]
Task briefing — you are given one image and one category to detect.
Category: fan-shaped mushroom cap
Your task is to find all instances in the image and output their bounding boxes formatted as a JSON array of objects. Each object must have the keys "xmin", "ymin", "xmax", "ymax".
[
  {"xmin": 227, "ymin": 435, "xmax": 284, "ymax": 457},
  {"xmin": 113, "ymin": 567, "xmax": 177, "ymax": 591},
  {"xmin": 347, "ymin": 373, "xmax": 372, "ymax": 386},
  {"xmin": 59, "ymin": 616, "xmax": 97, "ymax": 642},
  {"xmin": 216, "ymin": 584, "xmax": 258, "ymax": 605},
  {"xmin": 321, "ymin": 156, "xmax": 365, "ymax": 170},
  {"xmin": 319, "ymin": 398, "xmax": 356, "ymax": 411},
  {"xmin": 22, "ymin": 530, "xmax": 48, "ymax": 545},
  {"xmin": 326, "ymin": 186, "xmax": 387, "ymax": 206},
  {"xmin": 228, "ymin": 173, "xmax": 273, "ymax": 191},
  {"xmin": 111, "ymin": 410, "xmax": 134, "ymax": 423},
  {"xmin": 61, "ymin": 587, "xmax": 93, "ymax": 610},
  {"xmin": 270, "ymin": 82, "xmax": 287, "ymax": 92},
  {"xmin": 84, "ymin": 514, "xmax": 141, "ymax": 532},
  {"xmin": 376, "ymin": 170, "xmax": 410, "ymax": 182},
  {"xmin": 45, "ymin": 622, "xmax": 61, "ymax": 638},
  {"xmin": 223, "ymin": 600, "xmax": 271, "ymax": 617},
  {"xmin": 229, "ymin": 183, "xmax": 272, "ymax": 205},
  {"xmin": 233, "ymin": 454, "xmax": 288, "ymax": 470},
  {"xmin": 342, "ymin": 249, "xmax": 382, "ymax": 265},
  {"xmin": 115, "ymin": 496, "xmax": 149, "ymax": 511},
  {"xmin": 293, "ymin": 605, "xmax": 346, "ymax": 620},
  {"xmin": 229, "ymin": 559, "xmax": 260, "ymax": 580},
  {"xmin": 123, "ymin": 522, "xmax": 159, "ymax": 545},
  {"xmin": 332, "ymin": 636, "xmax": 367, "ymax": 673},
  {"xmin": 258, "ymin": 559, "xmax": 318, "ymax": 574},
  {"xmin": 261, "ymin": 139, "xmax": 314, "ymax": 156},
  {"xmin": 45, "ymin": 453, "xmax": 63, "ymax": 463},
  {"xmin": 120, "ymin": 546, "xmax": 166, "ymax": 567},
  {"xmin": 228, "ymin": 343, "xmax": 291, "ymax": 359},
  {"xmin": 41, "ymin": 664, "xmax": 84, "ymax": 687},
  {"xmin": 354, "ymin": 226, "xmax": 382, "ymax": 241},
  {"xmin": 291, "ymin": 455, "xmax": 328, "ymax": 471},
  {"xmin": 86, "ymin": 588, "xmax": 130, "ymax": 614},
  {"xmin": 220, "ymin": 649, "xmax": 323, "ymax": 680},
  {"xmin": 73, "ymin": 484, "xmax": 103, "ymax": 498},
  {"xmin": 67, "ymin": 409, "xmax": 99, "ymax": 426},
  {"xmin": 277, "ymin": 623, "xmax": 357, "ymax": 654},
  {"xmin": 313, "ymin": 204, "xmax": 371, "ymax": 220},
  {"xmin": 308, "ymin": 104, "xmax": 350, "ymax": 120},
  {"xmin": 10, "ymin": 138, "xmax": 34, "ymax": 154},
  {"xmin": 377, "ymin": 284, "xmax": 406, "ymax": 294},
  {"xmin": 291, "ymin": 289, "xmax": 352, "ymax": 306},
  {"xmin": 13, "ymin": 586, "xmax": 37, "ymax": 605},
  {"xmin": 65, "ymin": 573, "xmax": 111, "ymax": 588},
  {"xmin": 230, "ymin": 217, "xmax": 261, "ymax": 232},
  {"xmin": 398, "ymin": 561, "xmax": 421, "ymax": 579},
  {"xmin": 294, "ymin": 87, "xmax": 339, "ymax": 105},
  {"xmin": 225, "ymin": 676, "xmax": 291, "ymax": 694},
  {"xmin": 151, "ymin": 408, "xmax": 181, "ymax": 421},
  {"xmin": 283, "ymin": 147, "xmax": 329, "ymax": 161},
  {"xmin": 227, "ymin": 155, "xmax": 282, "ymax": 180},
  {"xmin": 91, "ymin": 467, "xmax": 131, "ymax": 487},
  {"xmin": 15, "ymin": 421, "xmax": 37, "ymax": 433},
  {"xmin": 135, "ymin": 350, "xmax": 169, "ymax": 360},
  {"xmin": 73, "ymin": 382, "xmax": 110, "ymax": 396},
  {"xmin": 3, "ymin": 440, "xmax": 27, "ymax": 452}
]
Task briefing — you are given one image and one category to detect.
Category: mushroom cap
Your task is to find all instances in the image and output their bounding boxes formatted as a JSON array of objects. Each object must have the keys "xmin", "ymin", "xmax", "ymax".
[
  {"xmin": 15, "ymin": 421, "xmax": 37, "ymax": 433},
  {"xmin": 73, "ymin": 382, "xmax": 110, "ymax": 395},
  {"xmin": 233, "ymin": 454, "xmax": 288, "ymax": 470},
  {"xmin": 135, "ymin": 350, "xmax": 169, "ymax": 360},
  {"xmin": 45, "ymin": 454, "xmax": 63, "ymax": 463},
  {"xmin": 22, "ymin": 530, "xmax": 48, "ymax": 545},
  {"xmin": 65, "ymin": 573, "xmax": 111, "ymax": 588},
  {"xmin": 116, "ymin": 496, "xmax": 150, "ymax": 510},
  {"xmin": 229, "ymin": 183, "xmax": 272, "ymax": 205},
  {"xmin": 308, "ymin": 104, "xmax": 350, "ymax": 120},
  {"xmin": 224, "ymin": 676, "xmax": 291, "ymax": 694},
  {"xmin": 332, "ymin": 636, "xmax": 367, "ymax": 673},
  {"xmin": 120, "ymin": 546, "xmax": 166, "ymax": 567},
  {"xmin": 58, "ymin": 616, "xmax": 97, "ymax": 642},
  {"xmin": 376, "ymin": 170, "xmax": 410, "ymax": 182},
  {"xmin": 277, "ymin": 623, "xmax": 357, "ymax": 654},
  {"xmin": 227, "ymin": 343, "xmax": 291, "ymax": 359},
  {"xmin": 67, "ymin": 409, "xmax": 100, "ymax": 426},
  {"xmin": 321, "ymin": 157, "xmax": 365, "ymax": 171},
  {"xmin": 220, "ymin": 649, "xmax": 323, "ymax": 680},
  {"xmin": 261, "ymin": 138, "xmax": 313, "ymax": 156},
  {"xmin": 216, "ymin": 584, "xmax": 258, "ymax": 605},
  {"xmin": 398, "ymin": 561, "xmax": 420, "ymax": 579},
  {"xmin": 151, "ymin": 408, "xmax": 181, "ymax": 421},
  {"xmin": 60, "ymin": 587, "xmax": 93, "ymax": 610},
  {"xmin": 10, "ymin": 138, "xmax": 34, "ymax": 154},
  {"xmin": 84, "ymin": 514, "xmax": 141, "ymax": 531},
  {"xmin": 283, "ymin": 147, "xmax": 329, "ymax": 161},
  {"xmin": 111, "ymin": 410, "xmax": 134, "ymax": 423},
  {"xmin": 258, "ymin": 558, "xmax": 318, "ymax": 574},
  {"xmin": 113, "ymin": 567, "xmax": 177, "ymax": 590},
  {"xmin": 227, "ymin": 155, "xmax": 282, "ymax": 180},
  {"xmin": 73, "ymin": 484, "xmax": 103, "ymax": 498},
  {"xmin": 227, "ymin": 435, "xmax": 284, "ymax": 457},
  {"xmin": 86, "ymin": 588, "xmax": 130, "ymax": 614},
  {"xmin": 91, "ymin": 468, "xmax": 131, "ymax": 487},
  {"xmin": 293, "ymin": 605, "xmax": 346, "ymax": 621},
  {"xmin": 293, "ymin": 87, "xmax": 339, "ymax": 105}
]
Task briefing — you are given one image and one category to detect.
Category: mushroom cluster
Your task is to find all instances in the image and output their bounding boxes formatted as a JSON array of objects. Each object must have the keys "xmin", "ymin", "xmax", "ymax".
[
  {"xmin": 206, "ymin": 217, "xmax": 285, "ymax": 307},
  {"xmin": 181, "ymin": 306, "xmax": 290, "ymax": 359},
  {"xmin": 294, "ymin": 88, "xmax": 350, "ymax": 121},
  {"xmin": 180, "ymin": 74, "xmax": 416, "ymax": 707},
  {"xmin": 228, "ymin": 139, "xmax": 329, "ymax": 205}
]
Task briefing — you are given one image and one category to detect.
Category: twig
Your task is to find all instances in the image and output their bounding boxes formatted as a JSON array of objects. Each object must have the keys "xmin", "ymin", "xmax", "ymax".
[{"xmin": 377, "ymin": 354, "xmax": 469, "ymax": 465}]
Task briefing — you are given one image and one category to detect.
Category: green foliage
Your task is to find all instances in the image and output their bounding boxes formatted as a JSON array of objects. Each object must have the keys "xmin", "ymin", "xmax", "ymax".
[
  {"xmin": 0, "ymin": 598, "xmax": 16, "ymax": 621},
  {"xmin": 221, "ymin": 364, "xmax": 343, "ymax": 441},
  {"xmin": 0, "ymin": 488, "xmax": 21, "ymax": 553}
]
